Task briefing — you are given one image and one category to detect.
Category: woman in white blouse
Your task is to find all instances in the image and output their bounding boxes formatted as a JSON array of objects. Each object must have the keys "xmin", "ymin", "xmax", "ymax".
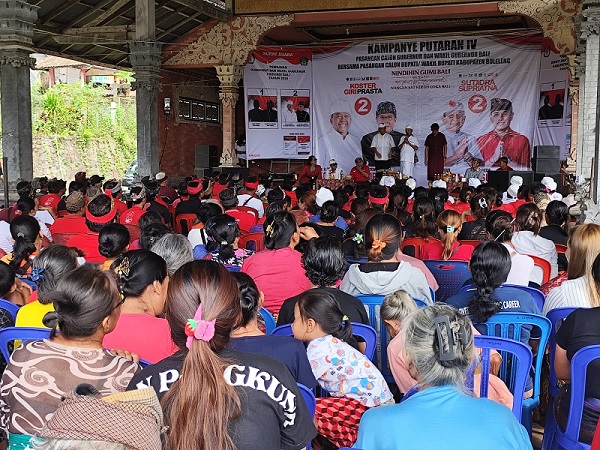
[
  {"xmin": 542, "ymin": 224, "xmax": 600, "ymax": 315},
  {"xmin": 511, "ymin": 203, "xmax": 558, "ymax": 286}
]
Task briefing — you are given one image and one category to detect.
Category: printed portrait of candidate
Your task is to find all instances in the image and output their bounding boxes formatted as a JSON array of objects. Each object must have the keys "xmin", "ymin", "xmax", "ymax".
[
  {"xmin": 317, "ymin": 99, "xmax": 361, "ymax": 174},
  {"xmin": 360, "ymin": 101, "xmax": 404, "ymax": 166},
  {"xmin": 441, "ymin": 100, "xmax": 482, "ymax": 173}
]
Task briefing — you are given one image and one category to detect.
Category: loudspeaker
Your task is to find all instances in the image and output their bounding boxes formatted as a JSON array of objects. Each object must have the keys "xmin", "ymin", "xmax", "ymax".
[
  {"xmin": 532, "ymin": 145, "xmax": 560, "ymax": 173},
  {"xmin": 195, "ymin": 144, "xmax": 219, "ymax": 169},
  {"xmin": 486, "ymin": 170, "xmax": 534, "ymax": 193},
  {"xmin": 213, "ymin": 166, "xmax": 250, "ymax": 179},
  {"xmin": 534, "ymin": 172, "xmax": 564, "ymax": 188}
]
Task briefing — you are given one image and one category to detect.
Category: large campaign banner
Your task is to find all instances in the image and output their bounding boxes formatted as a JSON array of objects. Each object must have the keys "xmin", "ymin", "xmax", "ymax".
[
  {"xmin": 244, "ymin": 48, "xmax": 313, "ymax": 160},
  {"xmin": 312, "ymin": 35, "xmax": 541, "ymax": 185},
  {"xmin": 534, "ymin": 38, "xmax": 571, "ymax": 161}
]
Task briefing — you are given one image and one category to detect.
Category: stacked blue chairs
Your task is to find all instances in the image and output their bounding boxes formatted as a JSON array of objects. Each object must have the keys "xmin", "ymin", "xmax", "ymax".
[
  {"xmin": 259, "ymin": 307, "xmax": 277, "ymax": 334},
  {"xmin": 271, "ymin": 322, "xmax": 378, "ymax": 362},
  {"xmin": 0, "ymin": 327, "xmax": 52, "ymax": 362},
  {"xmin": 471, "ymin": 335, "xmax": 532, "ymax": 421},
  {"xmin": 460, "ymin": 284, "xmax": 546, "ymax": 312},
  {"xmin": 297, "ymin": 383, "xmax": 316, "ymax": 450},
  {"xmin": 0, "ymin": 299, "xmax": 20, "ymax": 322},
  {"xmin": 473, "ymin": 312, "xmax": 551, "ymax": 436},
  {"xmin": 553, "ymin": 345, "xmax": 600, "ymax": 450},
  {"xmin": 423, "ymin": 260, "xmax": 471, "ymax": 302},
  {"xmin": 542, "ymin": 307, "xmax": 579, "ymax": 450}
]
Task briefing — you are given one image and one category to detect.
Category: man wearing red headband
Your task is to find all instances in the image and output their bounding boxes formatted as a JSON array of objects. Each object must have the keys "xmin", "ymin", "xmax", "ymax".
[
  {"xmin": 175, "ymin": 180, "xmax": 205, "ymax": 216},
  {"xmin": 67, "ymin": 195, "xmax": 116, "ymax": 263},
  {"xmin": 237, "ymin": 177, "xmax": 264, "ymax": 219}
]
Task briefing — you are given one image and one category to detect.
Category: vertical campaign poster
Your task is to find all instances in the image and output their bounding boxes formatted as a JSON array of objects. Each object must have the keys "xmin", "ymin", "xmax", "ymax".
[
  {"xmin": 312, "ymin": 34, "xmax": 541, "ymax": 185},
  {"xmin": 244, "ymin": 48, "xmax": 313, "ymax": 159},
  {"xmin": 534, "ymin": 38, "xmax": 571, "ymax": 160}
]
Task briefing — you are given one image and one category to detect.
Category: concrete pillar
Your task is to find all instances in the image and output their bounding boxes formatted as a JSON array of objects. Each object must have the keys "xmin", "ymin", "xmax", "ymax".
[
  {"xmin": 0, "ymin": 0, "xmax": 38, "ymax": 186},
  {"xmin": 580, "ymin": 1, "xmax": 600, "ymax": 200},
  {"xmin": 129, "ymin": 41, "xmax": 162, "ymax": 178},
  {"xmin": 216, "ymin": 65, "xmax": 243, "ymax": 167}
]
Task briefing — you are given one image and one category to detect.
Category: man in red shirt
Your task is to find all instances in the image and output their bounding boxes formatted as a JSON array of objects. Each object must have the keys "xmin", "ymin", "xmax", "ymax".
[
  {"xmin": 50, "ymin": 191, "xmax": 89, "ymax": 239},
  {"xmin": 350, "ymin": 157, "xmax": 370, "ymax": 184},
  {"xmin": 39, "ymin": 179, "xmax": 66, "ymax": 214},
  {"xmin": 219, "ymin": 188, "xmax": 257, "ymax": 233},
  {"xmin": 477, "ymin": 98, "xmax": 531, "ymax": 169},
  {"xmin": 120, "ymin": 185, "xmax": 147, "ymax": 226},
  {"xmin": 103, "ymin": 179, "xmax": 127, "ymax": 218},
  {"xmin": 156, "ymin": 172, "xmax": 178, "ymax": 203},
  {"xmin": 67, "ymin": 194, "xmax": 116, "ymax": 264}
]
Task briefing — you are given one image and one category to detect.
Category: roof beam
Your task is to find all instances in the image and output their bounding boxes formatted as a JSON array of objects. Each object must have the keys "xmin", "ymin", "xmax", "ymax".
[
  {"xmin": 173, "ymin": 0, "xmax": 231, "ymax": 21},
  {"xmin": 87, "ymin": 0, "xmax": 131, "ymax": 26},
  {"xmin": 62, "ymin": 25, "xmax": 135, "ymax": 34}
]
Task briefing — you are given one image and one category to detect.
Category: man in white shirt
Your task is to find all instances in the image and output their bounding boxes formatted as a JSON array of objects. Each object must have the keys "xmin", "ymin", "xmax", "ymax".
[
  {"xmin": 317, "ymin": 100, "xmax": 361, "ymax": 174},
  {"xmin": 442, "ymin": 100, "xmax": 482, "ymax": 174},
  {"xmin": 281, "ymin": 100, "xmax": 296, "ymax": 123},
  {"xmin": 325, "ymin": 159, "xmax": 343, "ymax": 179},
  {"xmin": 237, "ymin": 178, "xmax": 265, "ymax": 218},
  {"xmin": 371, "ymin": 123, "xmax": 396, "ymax": 170},
  {"xmin": 399, "ymin": 125, "xmax": 419, "ymax": 177}
]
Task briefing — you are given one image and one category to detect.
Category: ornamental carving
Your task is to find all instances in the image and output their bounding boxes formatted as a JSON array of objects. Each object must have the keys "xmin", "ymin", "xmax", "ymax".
[
  {"xmin": 0, "ymin": 54, "xmax": 35, "ymax": 68},
  {"xmin": 499, "ymin": 0, "xmax": 581, "ymax": 54},
  {"xmin": 164, "ymin": 14, "xmax": 294, "ymax": 67},
  {"xmin": 219, "ymin": 90, "xmax": 239, "ymax": 106}
]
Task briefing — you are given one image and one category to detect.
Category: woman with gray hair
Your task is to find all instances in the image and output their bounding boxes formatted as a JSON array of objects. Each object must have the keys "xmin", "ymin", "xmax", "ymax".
[
  {"xmin": 355, "ymin": 304, "xmax": 531, "ymax": 449},
  {"xmin": 150, "ymin": 234, "xmax": 193, "ymax": 276}
]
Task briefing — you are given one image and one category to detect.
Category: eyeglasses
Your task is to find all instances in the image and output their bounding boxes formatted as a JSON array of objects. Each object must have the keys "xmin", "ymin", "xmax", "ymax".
[{"xmin": 113, "ymin": 294, "xmax": 125, "ymax": 311}]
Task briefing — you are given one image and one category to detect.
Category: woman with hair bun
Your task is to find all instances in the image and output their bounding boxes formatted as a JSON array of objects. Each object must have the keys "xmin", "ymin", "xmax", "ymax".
[
  {"xmin": 127, "ymin": 260, "xmax": 316, "ymax": 450},
  {"xmin": 104, "ymin": 250, "xmax": 176, "ymax": 363},
  {"xmin": 98, "ymin": 223, "xmax": 130, "ymax": 270},
  {"xmin": 422, "ymin": 209, "xmax": 474, "ymax": 261},
  {"xmin": 194, "ymin": 214, "xmax": 254, "ymax": 268},
  {"xmin": 1, "ymin": 215, "xmax": 42, "ymax": 275},
  {"xmin": 340, "ymin": 213, "xmax": 432, "ymax": 303},
  {"xmin": 356, "ymin": 304, "xmax": 531, "ymax": 449},
  {"xmin": 242, "ymin": 211, "xmax": 311, "ymax": 314},
  {"xmin": 512, "ymin": 203, "xmax": 558, "ymax": 285},
  {"xmin": 485, "ymin": 210, "xmax": 534, "ymax": 287},
  {"xmin": 0, "ymin": 265, "xmax": 139, "ymax": 446}
]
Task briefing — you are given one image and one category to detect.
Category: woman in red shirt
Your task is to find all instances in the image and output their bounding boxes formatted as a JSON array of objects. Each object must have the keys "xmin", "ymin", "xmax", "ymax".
[
  {"xmin": 422, "ymin": 209, "xmax": 474, "ymax": 261},
  {"xmin": 298, "ymin": 156, "xmax": 322, "ymax": 185}
]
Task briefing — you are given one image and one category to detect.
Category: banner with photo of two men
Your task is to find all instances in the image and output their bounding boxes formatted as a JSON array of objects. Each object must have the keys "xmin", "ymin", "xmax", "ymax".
[{"xmin": 244, "ymin": 33, "xmax": 570, "ymax": 187}]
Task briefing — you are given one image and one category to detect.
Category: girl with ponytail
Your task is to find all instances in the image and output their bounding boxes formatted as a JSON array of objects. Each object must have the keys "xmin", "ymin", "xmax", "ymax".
[
  {"xmin": 409, "ymin": 196, "xmax": 438, "ymax": 240},
  {"xmin": 422, "ymin": 209, "xmax": 474, "ymax": 261},
  {"xmin": 2, "ymin": 215, "xmax": 42, "ymax": 275},
  {"xmin": 242, "ymin": 211, "xmax": 311, "ymax": 314},
  {"xmin": 292, "ymin": 290, "xmax": 393, "ymax": 448},
  {"xmin": 446, "ymin": 241, "xmax": 540, "ymax": 394},
  {"xmin": 340, "ymin": 213, "xmax": 432, "ymax": 303},
  {"xmin": 128, "ymin": 260, "xmax": 316, "ymax": 450},
  {"xmin": 197, "ymin": 214, "xmax": 254, "ymax": 268}
]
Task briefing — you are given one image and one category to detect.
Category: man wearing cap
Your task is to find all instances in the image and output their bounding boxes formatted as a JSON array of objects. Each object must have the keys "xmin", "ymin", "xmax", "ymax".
[
  {"xmin": 424, "ymin": 123, "xmax": 447, "ymax": 180},
  {"xmin": 317, "ymin": 99, "xmax": 361, "ymax": 174},
  {"xmin": 361, "ymin": 101, "xmax": 404, "ymax": 167},
  {"xmin": 49, "ymin": 191, "xmax": 89, "ymax": 237},
  {"xmin": 175, "ymin": 180, "xmax": 205, "ymax": 216},
  {"xmin": 120, "ymin": 185, "xmax": 148, "ymax": 226},
  {"xmin": 477, "ymin": 98, "xmax": 531, "ymax": 168},
  {"xmin": 399, "ymin": 125, "xmax": 419, "ymax": 177},
  {"xmin": 441, "ymin": 100, "xmax": 482, "ymax": 172},
  {"xmin": 155, "ymin": 172, "xmax": 177, "ymax": 203},
  {"xmin": 282, "ymin": 100, "xmax": 296, "ymax": 123},
  {"xmin": 295, "ymin": 102, "xmax": 310, "ymax": 122},
  {"xmin": 309, "ymin": 188, "xmax": 349, "ymax": 230},
  {"xmin": 326, "ymin": 159, "xmax": 343, "ymax": 179},
  {"xmin": 237, "ymin": 177, "xmax": 265, "ymax": 218},
  {"xmin": 103, "ymin": 179, "xmax": 127, "ymax": 217},
  {"xmin": 464, "ymin": 158, "xmax": 485, "ymax": 182},
  {"xmin": 67, "ymin": 194, "xmax": 116, "ymax": 263}
]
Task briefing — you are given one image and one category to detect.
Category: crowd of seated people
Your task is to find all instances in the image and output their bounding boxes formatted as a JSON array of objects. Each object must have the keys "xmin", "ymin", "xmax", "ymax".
[{"xmin": 0, "ymin": 168, "xmax": 595, "ymax": 449}]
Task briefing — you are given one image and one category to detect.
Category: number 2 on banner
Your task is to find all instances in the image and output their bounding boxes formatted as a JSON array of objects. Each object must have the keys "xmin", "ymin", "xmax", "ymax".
[
  {"xmin": 355, "ymin": 97, "xmax": 371, "ymax": 116},
  {"xmin": 468, "ymin": 95, "xmax": 487, "ymax": 114}
]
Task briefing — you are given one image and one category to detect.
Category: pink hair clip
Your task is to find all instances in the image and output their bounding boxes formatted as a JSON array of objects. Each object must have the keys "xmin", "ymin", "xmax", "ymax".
[{"xmin": 184, "ymin": 304, "xmax": 216, "ymax": 349}]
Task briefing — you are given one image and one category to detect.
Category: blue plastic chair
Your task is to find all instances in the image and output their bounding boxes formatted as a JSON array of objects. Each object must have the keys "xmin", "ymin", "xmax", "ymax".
[
  {"xmin": 138, "ymin": 359, "xmax": 152, "ymax": 368},
  {"xmin": 554, "ymin": 345, "xmax": 600, "ymax": 450},
  {"xmin": 473, "ymin": 312, "xmax": 551, "ymax": 436},
  {"xmin": 297, "ymin": 382, "xmax": 316, "ymax": 450},
  {"xmin": 259, "ymin": 307, "xmax": 277, "ymax": 335},
  {"xmin": 0, "ymin": 326, "xmax": 52, "ymax": 362},
  {"xmin": 272, "ymin": 322, "xmax": 377, "ymax": 361},
  {"xmin": 0, "ymin": 299, "xmax": 20, "ymax": 322},
  {"xmin": 423, "ymin": 260, "xmax": 471, "ymax": 302},
  {"xmin": 542, "ymin": 307, "xmax": 579, "ymax": 450},
  {"xmin": 471, "ymin": 335, "xmax": 532, "ymax": 421},
  {"xmin": 460, "ymin": 284, "xmax": 546, "ymax": 312},
  {"xmin": 226, "ymin": 265, "xmax": 241, "ymax": 272}
]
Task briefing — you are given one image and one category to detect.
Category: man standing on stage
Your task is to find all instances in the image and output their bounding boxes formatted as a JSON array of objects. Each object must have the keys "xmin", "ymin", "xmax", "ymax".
[
  {"xmin": 441, "ymin": 100, "xmax": 482, "ymax": 173},
  {"xmin": 424, "ymin": 123, "xmax": 447, "ymax": 180},
  {"xmin": 399, "ymin": 125, "xmax": 419, "ymax": 177},
  {"xmin": 361, "ymin": 101, "xmax": 404, "ymax": 165},
  {"xmin": 370, "ymin": 123, "xmax": 396, "ymax": 170},
  {"xmin": 317, "ymin": 99, "xmax": 361, "ymax": 174},
  {"xmin": 477, "ymin": 98, "xmax": 531, "ymax": 168}
]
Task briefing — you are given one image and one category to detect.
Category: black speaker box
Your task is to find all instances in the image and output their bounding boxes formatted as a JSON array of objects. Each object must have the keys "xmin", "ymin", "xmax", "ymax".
[
  {"xmin": 195, "ymin": 144, "xmax": 219, "ymax": 169},
  {"xmin": 532, "ymin": 158, "xmax": 560, "ymax": 173},
  {"xmin": 534, "ymin": 172, "xmax": 563, "ymax": 186},
  {"xmin": 212, "ymin": 166, "xmax": 250, "ymax": 179},
  {"xmin": 533, "ymin": 145, "xmax": 561, "ymax": 159},
  {"xmin": 486, "ymin": 170, "xmax": 534, "ymax": 193}
]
